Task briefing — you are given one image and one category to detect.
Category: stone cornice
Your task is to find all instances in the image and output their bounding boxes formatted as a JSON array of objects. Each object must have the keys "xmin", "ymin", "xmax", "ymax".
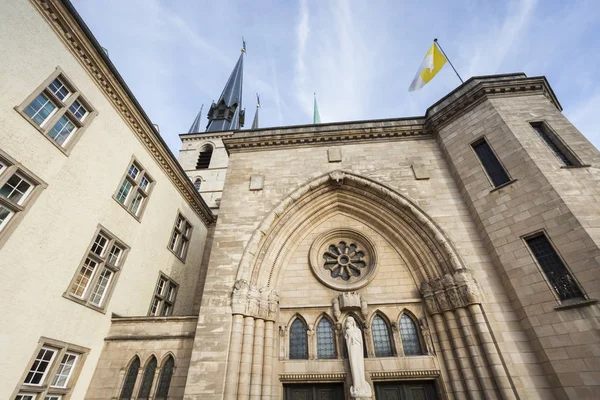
[
  {"xmin": 32, "ymin": 0, "xmax": 215, "ymax": 226},
  {"xmin": 180, "ymin": 131, "xmax": 235, "ymax": 142},
  {"xmin": 223, "ymin": 74, "xmax": 561, "ymax": 152},
  {"xmin": 224, "ymin": 123, "xmax": 429, "ymax": 153},
  {"xmin": 279, "ymin": 373, "xmax": 346, "ymax": 383},
  {"xmin": 370, "ymin": 370, "xmax": 440, "ymax": 380}
]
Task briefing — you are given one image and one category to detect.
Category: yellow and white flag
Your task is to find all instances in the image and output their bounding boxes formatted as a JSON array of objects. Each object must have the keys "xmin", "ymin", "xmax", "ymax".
[{"xmin": 408, "ymin": 42, "xmax": 447, "ymax": 91}]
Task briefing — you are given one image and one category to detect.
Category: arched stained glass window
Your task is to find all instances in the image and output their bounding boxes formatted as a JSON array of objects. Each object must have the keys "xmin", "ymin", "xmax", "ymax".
[
  {"xmin": 193, "ymin": 179, "xmax": 202, "ymax": 192},
  {"xmin": 372, "ymin": 314, "xmax": 393, "ymax": 357},
  {"xmin": 196, "ymin": 145, "xmax": 213, "ymax": 169},
  {"xmin": 137, "ymin": 356, "xmax": 157, "ymax": 399},
  {"xmin": 400, "ymin": 314, "xmax": 423, "ymax": 356},
  {"xmin": 119, "ymin": 356, "xmax": 140, "ymax": 399},
  {"xmin": 155, "ymin": 355, "xmax": 175, "ymax": 400},
  {"xmin": 289, "ymin": 318, "xmax": 308, "ymax": 360},
  {"xmin": 316, "ymin": 318, "xmax": 336, "ymax": 359}
]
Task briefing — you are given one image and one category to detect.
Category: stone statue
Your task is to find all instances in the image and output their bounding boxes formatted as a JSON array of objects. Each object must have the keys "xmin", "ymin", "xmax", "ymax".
[
  {"xmin": 345, "ymin": 317, "xmax": 372, "ymax": 399},
  {"xmin": 419, "ymin": 317, "xmax": 434, "ymax": 355}
]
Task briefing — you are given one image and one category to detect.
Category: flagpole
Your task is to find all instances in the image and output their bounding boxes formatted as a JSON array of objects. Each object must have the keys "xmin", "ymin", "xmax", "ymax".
[{"xmin": 434, "ymin": 38, "xmax": 463, "ymax": 83}]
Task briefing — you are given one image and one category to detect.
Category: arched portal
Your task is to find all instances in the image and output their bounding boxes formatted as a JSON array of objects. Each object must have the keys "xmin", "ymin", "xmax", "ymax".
[{"xmin": 224, "ymin": 170, "xmax": 517, "ymax": 400}]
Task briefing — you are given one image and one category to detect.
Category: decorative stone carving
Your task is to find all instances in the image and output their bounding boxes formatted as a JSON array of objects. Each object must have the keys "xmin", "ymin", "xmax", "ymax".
[
  {"xmin": 247, "ymin": 285, "xmax": 260, "ymax": 316},
  {"xmin": 420, "ymin": 282, "xmax": 439, "ymax": 315},
  {"xmin": 268, "ymin": 290, "xmax": 280, "ymax": 321},
  {"xmin": 309, "ymin": 229, "xmax": 378, "ymax": 291},
  {"xmin": 419, "ymin": 269, "xmax": 483, "ymax": 316},
  {"xmin": 345, "ymin": 317, "xmax": 373, "ymax": 399},
  {"xmin": 340, "ymin": 292, "xmax": 362, "ymax": 309},
  {"xmin": 231, "ymin": 280, "xmax": 250, "ymax": 315},
  {"xmin": 230, "ymin": 280, "xmax": 279, "ymax": 320},
  {"xmin": 329, "ymin": 170, "xmax": 346, "ymax": 185},
  {"xmin": 279, "ymin": 325, "xmax": 287, "ymax": 360},
  {"xmin": 360, "ymin": 297, "xmax": 369, "ymax": 321},
  {"xmin": 419, "ymin": 317, "xmax": 434, "ymax": 355},
  {"xmin": 332, "ymin": 297, "xmax": 341, "ymax": 322}
]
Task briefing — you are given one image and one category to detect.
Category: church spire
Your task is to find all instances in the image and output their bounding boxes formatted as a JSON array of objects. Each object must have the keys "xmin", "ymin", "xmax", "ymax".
[
  {"xmin": 251, "ymin": 93, "xmax": 260, "ymax": 129},
  {"xmin": 188, "ymin": 104, "xmax": 204, "ymax": 133},
  {"xmin": 313, "ymin": 93, "xmax": 321, "ymax": 124},
  {"xmin": 205, "ymin": 40, "xmax": 246, "ymax": 132}
]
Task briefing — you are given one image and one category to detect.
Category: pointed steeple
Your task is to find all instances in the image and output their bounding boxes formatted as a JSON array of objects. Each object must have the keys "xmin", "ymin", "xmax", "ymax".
[
  {"xmin": 205, "ymin": 40, "xmax": 246, "ymax": 132},
  {"xmin": 313, "ymin": 93, "xmax": 321, "ymax": 124},
  {"xmin": 251, "ymin": 93, "xmax": 260, "ymax": 129},
  {"xmin": 188, "ymin": 104, "xmax": 204, "ymax": 133}
]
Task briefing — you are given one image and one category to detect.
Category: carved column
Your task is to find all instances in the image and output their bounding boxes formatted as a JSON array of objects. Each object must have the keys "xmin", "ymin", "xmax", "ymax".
[
  {"xmin": 250, "ymin": 318, "xmax": 265, "ymax": 400},
  {"xmin": 261, "ymin": 320, "xmax": 275, "ymax": 399},
  {"xmin": 422, "ymin": 282, "xmax": 467, "ymax": 400},
  {"xmin": 238, "ymin": 316, "xmax": 256, "ymax": 399},
  {"xmin": 224, "ymin": 280, "xmax": 250, "ymax": 400}
]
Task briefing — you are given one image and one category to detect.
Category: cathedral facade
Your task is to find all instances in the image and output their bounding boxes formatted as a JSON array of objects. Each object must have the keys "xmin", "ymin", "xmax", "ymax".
[{"xmin": 1, "ymin": 1, "xmax": 600, "ymax": 400}]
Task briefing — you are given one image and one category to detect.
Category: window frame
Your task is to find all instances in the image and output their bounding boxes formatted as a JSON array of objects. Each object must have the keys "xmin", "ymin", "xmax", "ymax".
[
  {"xmin": 522, "ymin": 230, "xmax": 587, "ymax": 305},
  {"xmin": 528, "ymin": 120, "xmax": 583, "ymax": 167},
  {"xmin": 148, "ymin": 272, "xmax": 179, "ymax": 317},
  {"xmin": 63, "ymin": 224, "xmax": 129, "ymax": 313},
  {"xmin": 398, "ymin": 313, "xmax": 424, "ymax": 356},
  {"xmin": 288, "ymin": 316, "xmax": 309, "ymax": 360},
  {"xmin": 371, "ymin": 313, "xmax": 395, "ymax": 357},
  {"xmin": 167, "ymin": 212, "xmax": 193, "ymax": 262},
  {"xmin": 0, "ymin": 149, "xmax": 47, "ymax": 248},
  {"xmin": 15, "ymin": 67, "xmax": 97, "ymax": 156},
  {"xmin": 470, "ymin": 136, "xmax": 514, "ymax": 189},
  {"xmin": 195, "ymin": 144, "xmax": 214, "ymax": 169},
  {"xmin": 10, "ymin": 337, "xmax": 89, "ymax": 400},
  {"xmin": 315, "ymin": 315, "xmax": 337, "ymax": 360},
  {"xmin": 113, "ymin": 156, "xmax": 155, "ymax": 221}
]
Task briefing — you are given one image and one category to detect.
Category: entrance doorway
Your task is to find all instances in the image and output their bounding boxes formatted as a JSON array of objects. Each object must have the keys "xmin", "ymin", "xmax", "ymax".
[
  {"xmin": 284, "ymin": 383, "xmax": 345, "ymax": 400},
  {"xmin": 374, "ymin": 381, "xmax": 438, "ymax": 400}
]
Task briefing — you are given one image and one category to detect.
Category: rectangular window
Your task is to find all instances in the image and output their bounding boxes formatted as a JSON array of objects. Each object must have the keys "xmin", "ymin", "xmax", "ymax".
[
  {"xmin": 13, "ymin": 338, "xmax": 88, "ymax": 400},
  {"xmin": 167, "ymin": 213, "xmax": 192, "ymax": 261},
  {"xmin": 114, "ymin": 158, "xmax": 154, "ymax": 220},
  {"xmin": 0, "ymin": 150, "xmax": 47, "ymax": 247},
  {"xmin": 525, "ymin": 232, "xmax": 585, "ymax": 302},
  {"xmin": 148, "ymin": 273, "xmax": 178, "ymax": 317},
  {"xmin": 65, "ymin": 226, "xmax": 128, "ymax": 311},
  {"xmin": 530, "ymin": 122, "xmax": 580, "ymax": 167},
  {"xmin": 472, "ymin": 138, "xmax": 511, "ymax": 187},
  {"xmin": 17, "ymin": 68, "xmax": 96, "ymax": 154}
]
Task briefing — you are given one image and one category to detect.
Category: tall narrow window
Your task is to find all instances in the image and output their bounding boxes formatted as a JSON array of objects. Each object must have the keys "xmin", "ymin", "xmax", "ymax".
[
  {"xmin": 289, "ymin": 318, "xmax": 308, "ymax": 360},
  {"xmin": 525, "ymin": 233, "xmax": 584, "ymax": 302},
  {"xmin": 66, "ymin": 225, "xmax": 128, "ymax": 311},
  {"xmin": 114, "ymin": 157, "xmax": 154, "ymax": 220},
  {"xmin": 155, "ymin": 356, "xmax": 175, "ymax": 400},
  {"xmin": 168, "ymin": 213, "xmax": 193, "ymax": 261},
  {"xmin": 0, "ymin": 150, "xmax": 46, "ymax": 246},
  {"xmin": 193, "ymin": 178, "xmax": 202, "ymax": 192},
  {"xmin": 120, "ymin": 356, "xmax": 140, "ymax": 400},
  {"xmin": 13, "ymin": 338, "xmax": 88, "ymax": 400},
  {"xmin": 196, "ymin": 144, "xmax": 213, "ymax": 169},
  {"xmin": 530, "ymin": 122, "xmax": 579, "ymax": 166},
  {"xmin": 149, "ymin": 273, "xmax": 178, "ymax": 316},
  {"xmin": 137, "ymin": 356, "xmax": 157, "ymax": 400},
  {"xmin": 17, "ymin": 68, "xmax": 96, "ymax": 154},
  {"xmin": 316, "ymin": 318, "xmax": 336, "ymax": 359},
  {"xmin": 399, "ymin": 314, "xmax": 423, "ymax": 356},
  {"xmin": 372, "ymin": 315, "xmax": 393, "ymax": 357},
  {"xmin": 472, "ymin": 138, "xmax": 511, "ymax": 187}
]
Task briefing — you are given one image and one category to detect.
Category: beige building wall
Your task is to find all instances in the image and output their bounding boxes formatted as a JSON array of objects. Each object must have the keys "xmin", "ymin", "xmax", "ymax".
[
  {"xmin": 178, "ymin": 132, "xmax": 233, "ymax": 211},
  {"xmin": 0, "ymin": 1, "xmax": 211, "ymax": 399}
]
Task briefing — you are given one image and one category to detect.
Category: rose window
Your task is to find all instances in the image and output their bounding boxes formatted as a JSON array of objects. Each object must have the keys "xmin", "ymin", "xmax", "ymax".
[{"xmin": 323, "ymin": 241, "xmax": 367, "ymax": 281}]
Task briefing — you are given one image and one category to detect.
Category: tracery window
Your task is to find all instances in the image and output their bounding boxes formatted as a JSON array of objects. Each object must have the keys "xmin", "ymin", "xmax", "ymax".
[
  {"xmin": 137, "ymin": 356, "xmax": 157, "ymax": 400},
  {"xmin": 196, "ymin": 144, "xmax": 213, "ymax": 169},
  {"xmin": 155, "ymin": 355, "xmax": 175, "ymax": 400},
  {"xmin": 289, "ymin": 318, "xmax": 308, "ymax": 360},
  {"xmin": 372, "ymin": 315, "xmax": 393, "ymax": 357},
  {"xmin": 119, "ymin": 356, "xmax": 140, "ymax": 399},
  {"xmin": 400, "ymin": 314, "xmax": 423, "ymax": 356},
  {"xmin": 316, "ymin": 318, "xmax": 336, "ymax": 359}
]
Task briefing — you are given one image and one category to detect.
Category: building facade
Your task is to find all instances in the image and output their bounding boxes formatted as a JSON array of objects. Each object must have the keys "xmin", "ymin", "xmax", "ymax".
[{"xmin": 1, "ymin": 1, "xmax": 599, "ymax": 400}]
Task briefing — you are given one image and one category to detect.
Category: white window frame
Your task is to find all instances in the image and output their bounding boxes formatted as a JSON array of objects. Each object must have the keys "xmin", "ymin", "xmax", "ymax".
[
  {"xmin": 64, "ymin": 225, "xmax": 129, "ymax": 312},
  {"xmin": 148, "ymin": 272, "xmax": 179, "ymax": 317},
  {"xmin": 113, "ymin": 157, "xmax": 154, "ymax": 221},
  {"xmin": 167, "ymin": 212, "xmax": 192, "ymax": 261}
]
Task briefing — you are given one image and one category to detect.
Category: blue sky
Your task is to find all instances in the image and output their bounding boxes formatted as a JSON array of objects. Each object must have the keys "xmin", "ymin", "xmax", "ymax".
[{"xmin": 71, "ymin": 0, "xmax": 600, "ymax": 154}]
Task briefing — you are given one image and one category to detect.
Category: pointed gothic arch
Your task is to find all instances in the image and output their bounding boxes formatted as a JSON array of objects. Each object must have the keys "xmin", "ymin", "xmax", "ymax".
[
  {"xmin": 288, "ymin": 314, "xmax": 309, "ymax": 360},
  {"xmin": 314, "ymin": 313, "xmax": 337, "ymax": 359},
  {"xmin": 398, "ymin": 310, "xmax": 424, "ymax": 356},
  {"xmin": 235, "ymin": 170, "xmax": 466, "ymax": 293},
  {"xmin": 370, "ymin": 311, "xmax": 395, "ymax": 357},
  {"xmin": 119, "ymin": 355, "xmax": 140, "ymax": 399},
  {"xmin": 137, "ymin": 355, "xmax": 157, "ymax": 399},
  {"xmin": 155, "ymin": 353, "xmax": 176, "ymax": 400}
]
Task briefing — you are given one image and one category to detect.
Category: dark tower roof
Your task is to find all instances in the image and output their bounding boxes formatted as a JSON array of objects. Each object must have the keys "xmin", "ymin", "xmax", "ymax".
[
  {"xmin": 188, "ymin": 104, "xmax": 203, "ymax": 133},
  {"xmin": 205, "ymin": 43, "xmax": 246, "ymax": 132}
]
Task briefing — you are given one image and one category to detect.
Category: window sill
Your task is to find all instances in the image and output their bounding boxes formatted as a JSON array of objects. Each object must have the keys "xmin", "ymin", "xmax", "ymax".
[
  {"xmin": 112, "ymin": 196, "xmax": 142, "ymax": 223},
  {"xmin": 167, "ymin": 247, "xmax": 187, "ymax": 263},
  {"xmin": 62, "ymin": 293, "xmax": 107, "ymax": 314},
  {"xmin": 554, "ymin": 298, "xmax": 598, "ymax": 311},
  {"xmin": 560, "ymin": 164, "xmax": 591, "ymax": 169},
  {"xmin": 489, "ymin": 179, "xmax": 518, "ymax": 193}
]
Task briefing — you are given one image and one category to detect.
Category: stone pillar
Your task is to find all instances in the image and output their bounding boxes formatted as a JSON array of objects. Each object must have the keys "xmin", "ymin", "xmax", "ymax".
[
  {"xmin": 238, "ymin": 316, "xmax": 256, "ymax": 399},
  {"xmin": 224, "ymin": 314, "xmax": 245, "ymax": 399},
  {"xmin": 261, "ymin": 320, "xmax": 275, "ymax": 400},
  {"xmin": 468, "ymin": 304, "xmax": 517, "ymax": 400},
  {"xmin": 432, "ymin": 313, "xmax": 467, "ymax": 400},
  {"xmin": 455, "ymin": 307, "xmax": 499, "ymax": 400},
  {"xmin": 250, "ymin": 319, "xmax": 266, "ymax": 400}
]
